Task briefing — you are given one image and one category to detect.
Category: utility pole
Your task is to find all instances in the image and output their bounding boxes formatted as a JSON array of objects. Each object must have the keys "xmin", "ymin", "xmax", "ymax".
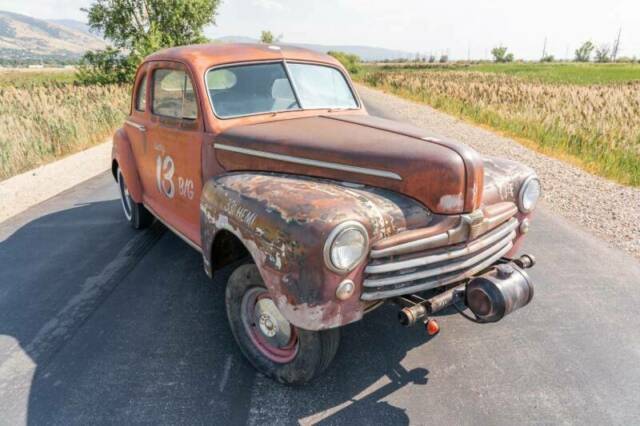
[
  {"xmin": 612, "ymin": 27, "xmax": 622, "ymax": 62},
  {"xmin": 542, "ymin": 37, "xmax": 547, "ymax": 60}
]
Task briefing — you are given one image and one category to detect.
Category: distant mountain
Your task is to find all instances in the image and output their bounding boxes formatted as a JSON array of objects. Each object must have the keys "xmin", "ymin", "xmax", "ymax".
[
  {"xmin": 0, "ymin": 11, "xmax": 410, "ymax": 64},
  {"xmin": 47, "ymin": 19, "xmax": 95, "ymax": 36},
  {"xmin": 215, "ymin": 36, "xmax": 412, "ymax": 61},
  {"xmin": 0, "ymin": 11, "xmax": 105, "ymax": 62}
]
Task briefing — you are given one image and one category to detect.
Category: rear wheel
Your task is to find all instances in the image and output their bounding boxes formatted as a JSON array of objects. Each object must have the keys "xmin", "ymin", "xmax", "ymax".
[
  {"xmin": 117, "ymin": 168, "xmax": 153, "ymax": 229},
  {"xmin": 225, "ymin": 263, "xmax": 340, "ymax": 385}
]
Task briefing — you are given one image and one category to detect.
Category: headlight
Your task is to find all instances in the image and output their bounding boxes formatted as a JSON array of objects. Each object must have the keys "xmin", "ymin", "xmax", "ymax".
[
  {"xmin": 324, "ymin": 221, "xmax": 369, "ymax": 273},
  {"xmin": 518, "ymin": 176, "xmax": 541, "ymax": 213}
]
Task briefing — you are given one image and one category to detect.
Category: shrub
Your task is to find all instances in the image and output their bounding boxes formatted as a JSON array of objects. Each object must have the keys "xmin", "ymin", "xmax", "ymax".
[
  {"xmin": 327, "ymin": 51, "xmax": 361, "ymax": 74},
  {"xmin": 491, "ymin": 46, "xmax": 514, "ymax": 63},
  {"xmin": 595, "ymin": 45, "xmax": 611, "ymax": 63}
]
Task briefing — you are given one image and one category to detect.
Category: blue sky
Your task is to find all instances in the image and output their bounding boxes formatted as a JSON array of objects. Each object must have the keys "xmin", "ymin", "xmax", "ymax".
[{"xmin": 1, "ymin": 0, "xmax": 638, "ymax": 60}]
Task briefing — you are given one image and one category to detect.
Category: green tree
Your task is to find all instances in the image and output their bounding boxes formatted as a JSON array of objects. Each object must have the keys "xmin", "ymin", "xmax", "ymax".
[
  {"xmin": 260, "ymin": 30, "xmax": 275, "ymax": 44},
  {"xmin": 260, "ymin": 30, "xmax": 282, "ymax": 44},
  {"xmin": 491, "ymin": 46, "xmax": 514, "ymax": 63},
  {"xmin": 575, "ymin": 41, "xmax": 595, "ymax": 62},
  {"xmin": 595, "ymin": 44, "xmax": 611, "ymax": 63},
  {"xmin": 327, "ymin": 51, "xmax": 361, "ymax": 74},
  {"xmin": 78, "ymin": 0, "xmax": 220, "ymax": 84}
]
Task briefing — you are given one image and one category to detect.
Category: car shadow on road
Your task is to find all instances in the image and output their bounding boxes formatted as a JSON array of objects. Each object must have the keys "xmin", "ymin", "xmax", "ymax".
[{"xmin": 0, "ymin": 200, "xmax": 439, "ymax": 425}]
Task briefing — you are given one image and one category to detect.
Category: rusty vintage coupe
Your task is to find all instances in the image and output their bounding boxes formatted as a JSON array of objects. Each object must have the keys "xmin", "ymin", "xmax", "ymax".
[{"xmin": 112, "ymin": 43, "xmax": 540, "ymax": 384}]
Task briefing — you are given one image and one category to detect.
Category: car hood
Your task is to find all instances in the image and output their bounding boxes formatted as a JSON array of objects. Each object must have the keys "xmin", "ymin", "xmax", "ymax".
[{"xmin": 214, "ymin": 114, "xmax": 485, "ymax": 214}]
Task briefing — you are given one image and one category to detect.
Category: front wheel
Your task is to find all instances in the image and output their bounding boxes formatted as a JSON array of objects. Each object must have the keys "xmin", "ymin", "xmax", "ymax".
[
  {"xmin": 225, "ymin": 263, "xmax": 340, "ymax": 385},
  {"xmin": 117, "ymin": 168, "xmax": 154, "ymax": 229}
]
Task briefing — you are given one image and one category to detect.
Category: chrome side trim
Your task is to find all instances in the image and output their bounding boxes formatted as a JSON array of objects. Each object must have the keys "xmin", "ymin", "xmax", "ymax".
[
  {"xmin": 214, "ymin": 143, "xmax": 403, "ymax": 181},
  {"xmin": 365, "ymin": 218, "xmax": 518, "ymax": 274},
  {"xmin": 360, "ymin": 241, "xmax": 513, "ymax": 301},
  {"xmin": 143, "ymin": 203, "xmax": 202, "ymax": 253},
  {"xmin": 125, "ymin": 120, "xmax": 146, "ymax": 132}
]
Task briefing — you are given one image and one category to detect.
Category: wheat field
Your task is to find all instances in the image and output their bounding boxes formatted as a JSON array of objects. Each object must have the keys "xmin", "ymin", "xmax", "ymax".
[
  {"xmin": 360, "ymin": 69, "xmax": 640, "ymax": 186},
  {"xmin": 0, "ymin": 77, "xmax": 129, "ymax": 180}
]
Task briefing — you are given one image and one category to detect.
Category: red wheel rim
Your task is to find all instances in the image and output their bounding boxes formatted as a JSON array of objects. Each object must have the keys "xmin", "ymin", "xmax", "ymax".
[{"xmin": 241, "ymin": 288, "xmax": 299, "ymax": 363}]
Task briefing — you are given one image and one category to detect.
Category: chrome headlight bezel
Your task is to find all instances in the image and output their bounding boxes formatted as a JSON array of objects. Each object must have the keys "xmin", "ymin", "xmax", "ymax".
[
  {"xmin": 518, "ymin": 176, "xmax": 541, "ymax": 213},
  {"xmin": 323, "ymin": 221, "xmax": 369, "ymax": 273}
]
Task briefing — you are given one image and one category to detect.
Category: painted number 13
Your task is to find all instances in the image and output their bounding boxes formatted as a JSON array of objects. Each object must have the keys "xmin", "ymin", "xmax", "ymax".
[{"xmin": 156, "ymin": 154, "xmax": 175, "ymax": 198}]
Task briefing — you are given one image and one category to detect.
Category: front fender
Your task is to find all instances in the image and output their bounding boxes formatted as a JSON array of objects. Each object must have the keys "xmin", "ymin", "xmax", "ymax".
[
  {"xmin": 200, "ymin": 173, "xmax": 430, "ymax": 330},
  {"xmin": 112, "ymin": 128, "xmax": 143, "ymax": 203}
]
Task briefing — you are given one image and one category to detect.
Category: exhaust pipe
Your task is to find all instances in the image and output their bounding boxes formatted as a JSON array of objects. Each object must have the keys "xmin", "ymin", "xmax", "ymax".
[{"xmin": 465, "ymin": 260, "xmax": 534, "ymax": 323}]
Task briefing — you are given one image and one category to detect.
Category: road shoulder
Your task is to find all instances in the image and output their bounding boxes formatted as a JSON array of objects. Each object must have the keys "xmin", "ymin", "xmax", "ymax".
[{"xmin": 0, "ymin": 141, "xmax": 111, "ymax": 223}]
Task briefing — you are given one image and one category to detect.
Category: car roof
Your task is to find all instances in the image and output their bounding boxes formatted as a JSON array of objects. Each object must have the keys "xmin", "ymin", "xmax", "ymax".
[{"xmin": 145, "ymin": 42, "xmax": 343, "ymax": 73}]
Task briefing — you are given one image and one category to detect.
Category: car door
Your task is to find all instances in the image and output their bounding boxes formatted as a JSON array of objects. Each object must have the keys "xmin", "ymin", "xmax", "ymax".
[
  {"xmin": 144, "ymin": 61, "xmax": 204, "ymax": 248},
  {"xmin": 124, "ymin": 64, "xmax": 155, "ymax": 194}
]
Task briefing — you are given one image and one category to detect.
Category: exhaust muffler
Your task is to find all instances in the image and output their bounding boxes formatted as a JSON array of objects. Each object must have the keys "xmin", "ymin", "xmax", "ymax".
[{"xmin": 465, "ymin": 260, "xmax": 534, "ymax": 323}]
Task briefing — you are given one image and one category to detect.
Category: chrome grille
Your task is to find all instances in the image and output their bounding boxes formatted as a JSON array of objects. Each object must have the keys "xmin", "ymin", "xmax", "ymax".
[{"xmin": 361, "ymin": 217, "xmax": 518, "ymax": 301}]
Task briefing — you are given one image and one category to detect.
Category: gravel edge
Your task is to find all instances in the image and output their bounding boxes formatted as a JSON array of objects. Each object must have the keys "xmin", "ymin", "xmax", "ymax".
[
  {"xmin": 0, "ymin": 141, "xmax": 111, "ymax": 223},
  {"xmin": 357, "ymin": 83, "xmax": 640, "ymax": 259}
]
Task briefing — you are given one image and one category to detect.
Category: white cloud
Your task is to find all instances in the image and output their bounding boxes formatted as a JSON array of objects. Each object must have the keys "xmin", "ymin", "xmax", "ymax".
[{"xmin": 252, "ymin": 0, "xmax": 284, "ymax": 11}]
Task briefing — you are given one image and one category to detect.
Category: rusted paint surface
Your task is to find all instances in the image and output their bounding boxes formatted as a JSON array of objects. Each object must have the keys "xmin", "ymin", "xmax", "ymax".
[
  {"xmin": 324, "ymin": 114, "xmax": 485, "ymax": 212},
  {"xmin": 214, "ymin": 115, "xmax": 473, "ymax": 215},
  {"xmin": 200, "ymin": 172, "xmax": 431, "ymax": 330},
  {"xmin": 482, "ymin": 156, "xmax": 536, "ymax": 255}
]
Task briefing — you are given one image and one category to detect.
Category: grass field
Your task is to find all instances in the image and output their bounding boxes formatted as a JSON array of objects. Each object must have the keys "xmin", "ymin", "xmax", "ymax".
[
  {"xmin": 0, "ymin": 68, "xmax": 129, "ymax": 180},
  {"xmin": 369, "ymin": 62, "xmax": 640, "ymax": 85},
  {"xmin": 0, "ymin": 68, "xmax": 78, "ymax": 88},
  {"xmin": 357, "ymin": 63, "xmax": 640, "ymax": 186}
]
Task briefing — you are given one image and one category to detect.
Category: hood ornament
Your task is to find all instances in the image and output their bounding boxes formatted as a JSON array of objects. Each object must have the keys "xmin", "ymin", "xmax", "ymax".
[{"xmin": 462, "ymin": 209, "xmax": 486, "ymax": 240}]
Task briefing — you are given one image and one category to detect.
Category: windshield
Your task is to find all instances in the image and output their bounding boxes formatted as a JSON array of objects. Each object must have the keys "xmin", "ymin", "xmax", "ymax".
[{"xmin": 206, "ymin": 62, "xmax": 358, "ymax": 118}]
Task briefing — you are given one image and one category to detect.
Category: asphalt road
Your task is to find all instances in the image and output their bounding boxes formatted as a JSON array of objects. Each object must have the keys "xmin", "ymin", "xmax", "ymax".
[{"xmin": 1, "ymin": 103, "xmax": 640, "ymax": 425}]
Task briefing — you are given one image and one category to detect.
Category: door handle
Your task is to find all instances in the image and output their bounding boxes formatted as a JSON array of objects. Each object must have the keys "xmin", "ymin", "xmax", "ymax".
[{"xmin": 125, "ymin": 120, "xmax": 146, "ymax": 132}]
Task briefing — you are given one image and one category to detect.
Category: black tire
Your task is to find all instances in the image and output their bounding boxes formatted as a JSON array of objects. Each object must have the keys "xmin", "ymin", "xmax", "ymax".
[
  {"xmin": 225, "ymin": 263, "xmax": 340, "ymax": 385},
  {"xmin": 116, "ymin": 168, "xmax": 154, "ymax": 230}
]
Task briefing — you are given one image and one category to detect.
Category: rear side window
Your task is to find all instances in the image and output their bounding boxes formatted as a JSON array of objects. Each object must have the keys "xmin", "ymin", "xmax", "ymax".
[
  {"xmin": 135, "ymin": 74, "xmax": 147, "ymax": 111},
  {"xmin": 152, "ymin": 69, "xmax": 197, "ymax": 120}
]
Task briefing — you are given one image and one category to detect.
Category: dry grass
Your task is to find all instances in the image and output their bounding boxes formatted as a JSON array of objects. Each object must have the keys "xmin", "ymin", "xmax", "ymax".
[
  {"xmin": 360, "ymin": 70, "xmax": 640, "ymax": 186},
  {"xmin": 0, "ymin": 83, "xmax": 129, "ymax": 180}
]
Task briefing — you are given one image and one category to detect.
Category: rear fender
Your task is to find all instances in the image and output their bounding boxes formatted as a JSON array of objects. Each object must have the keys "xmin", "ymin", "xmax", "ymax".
[
  {"xmin": 112, "ymin": 128, "xmax": 143, "ymax": 203},
  {"xmin": 200, "ymin": 173, "xmax": 431, "ymax": 330}
]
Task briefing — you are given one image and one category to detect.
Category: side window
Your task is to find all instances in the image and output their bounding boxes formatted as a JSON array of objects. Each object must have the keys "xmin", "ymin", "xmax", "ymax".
[
  {"xmin": 152, "ymin": 69, "xmax": 198, "ymax": 120},
  {"xmin": 135, "ymin": 73, "xmax": 147, "ymax": 111}
]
